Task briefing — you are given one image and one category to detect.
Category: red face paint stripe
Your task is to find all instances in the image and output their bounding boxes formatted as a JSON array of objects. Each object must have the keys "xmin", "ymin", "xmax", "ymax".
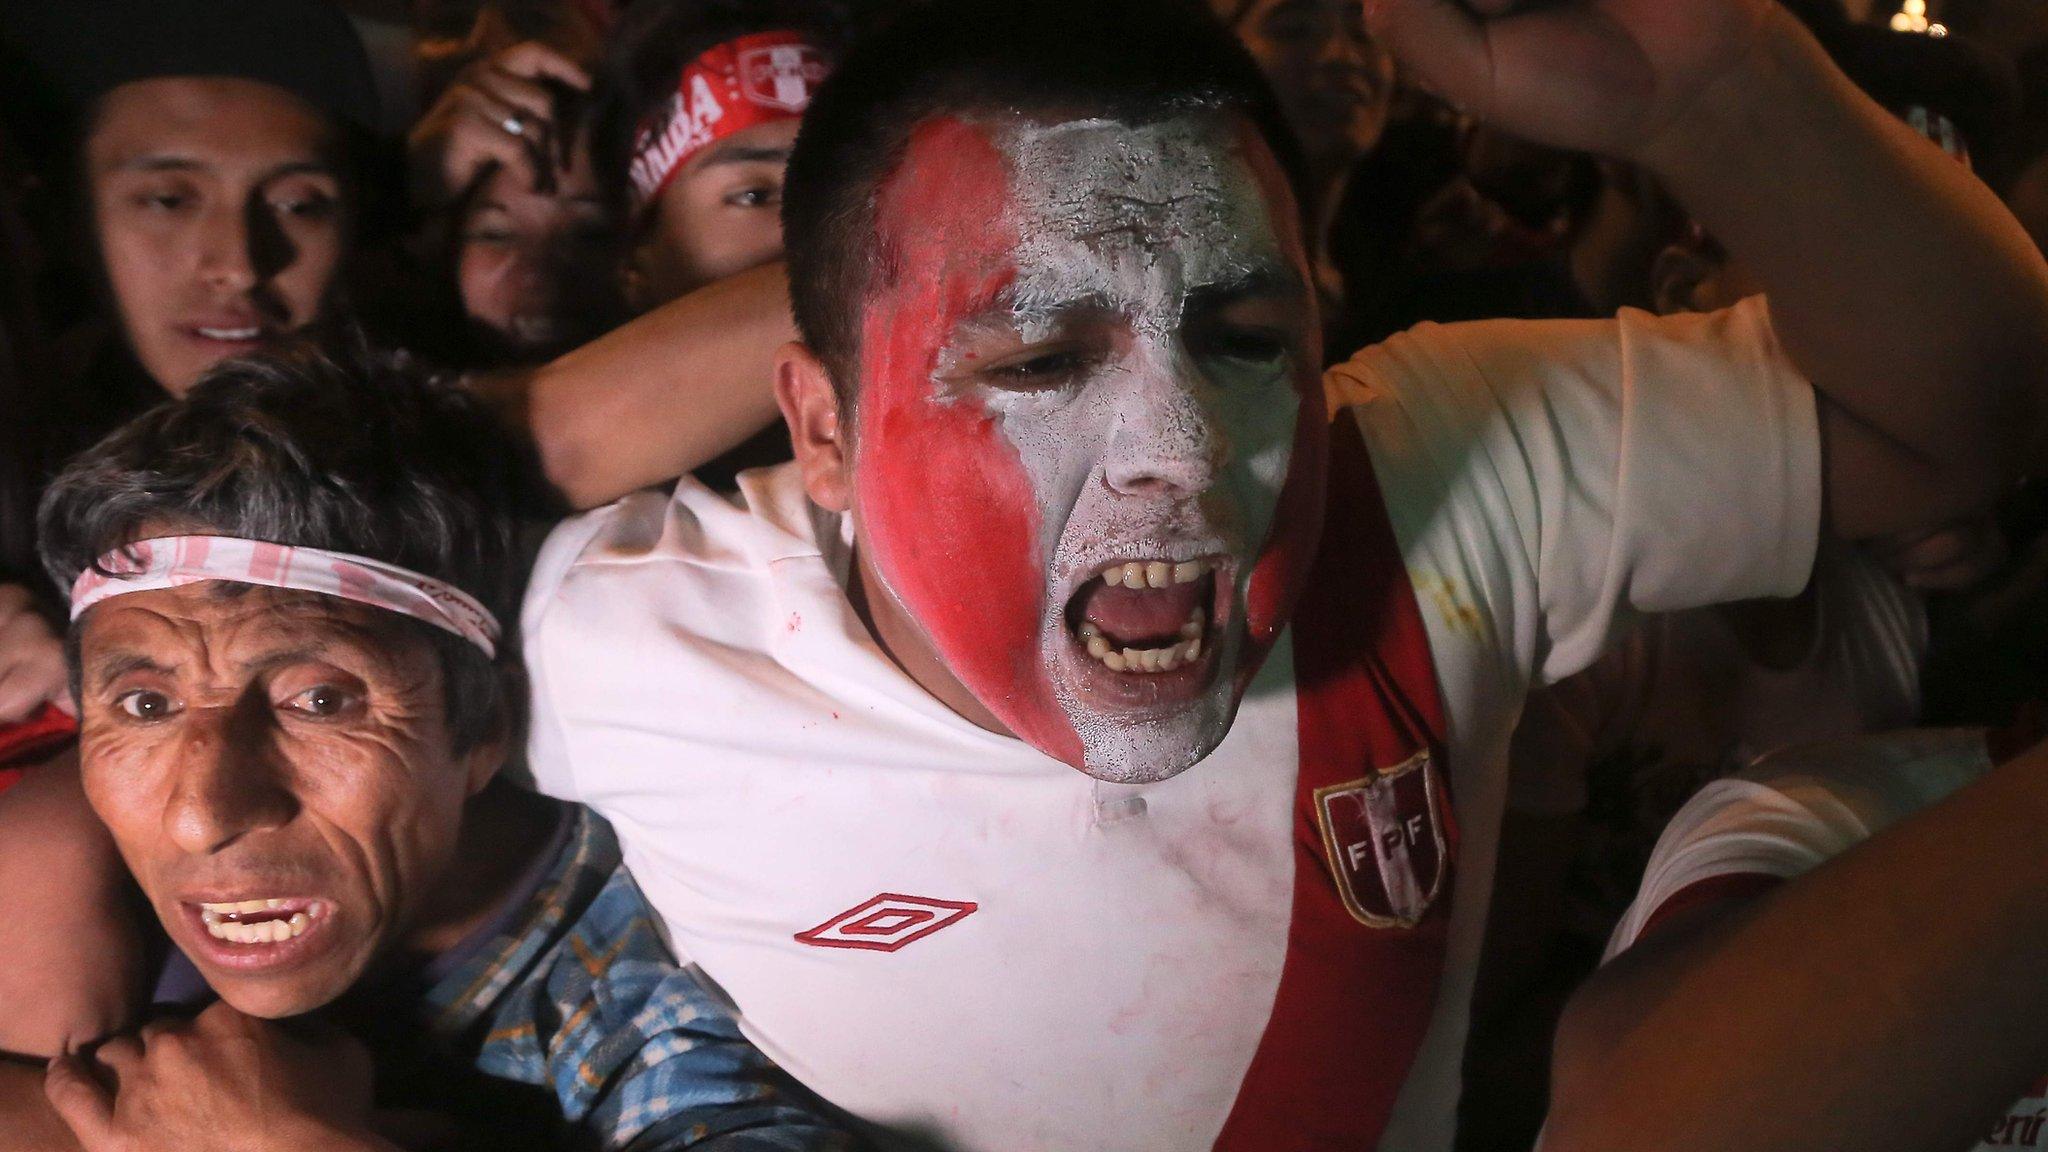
[{"xmin": 857, "ymin": 118, "xmax": 1084, "ymax": 765}]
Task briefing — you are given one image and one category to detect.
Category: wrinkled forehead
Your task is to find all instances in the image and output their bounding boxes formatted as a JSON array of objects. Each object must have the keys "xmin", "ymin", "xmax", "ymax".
[
  {"xmin": 997, "ymin": 115, "xmax": 1295, "ymax": 310},
  {"xmin": 80, "ymin": 583, "xmax": 423, "ymax": 680}
]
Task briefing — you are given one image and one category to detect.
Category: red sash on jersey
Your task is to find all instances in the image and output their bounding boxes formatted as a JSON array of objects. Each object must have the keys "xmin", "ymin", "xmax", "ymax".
[{"xmin": 1215, "ymin": 414, "xmax": 1456, "ymax": 1151}]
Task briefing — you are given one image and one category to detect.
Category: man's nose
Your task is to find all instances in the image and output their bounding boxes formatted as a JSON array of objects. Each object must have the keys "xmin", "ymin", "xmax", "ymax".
[
  {"xmin": 195, "ymin": 204, "xmax": 260, "ymax": 296},
  {"xmin": 163, "ymin": 700, "xmax": 296, "ymax": 856},
  {"xmin": 1102, "ymin": 354, "xmax": 1225, "ymax": 498}
]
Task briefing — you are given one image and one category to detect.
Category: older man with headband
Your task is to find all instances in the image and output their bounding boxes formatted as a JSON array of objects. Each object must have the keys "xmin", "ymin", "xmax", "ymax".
[{"xmin": 0, "ymin": 348, "xmax": 850, "ymax": 1151}]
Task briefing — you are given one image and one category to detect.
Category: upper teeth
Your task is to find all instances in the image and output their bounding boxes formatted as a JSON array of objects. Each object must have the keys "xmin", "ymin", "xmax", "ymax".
[
  {"xmin": 197, "ymin": 326, "xmax": 260, "ymax": 340},
  {"xmin": 200, "ymin": 898, "xmax": 288, "ymax": 915},
  {"xmin": 198, "ymin": 898, "xmax": 317, "ymax": 945},
  {"xmin": 1100, "ymin": 558, "xmax": 1211, "ymax": 590}
]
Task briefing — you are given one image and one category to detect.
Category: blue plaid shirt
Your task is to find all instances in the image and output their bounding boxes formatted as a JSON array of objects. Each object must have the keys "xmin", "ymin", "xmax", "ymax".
[{"xmin": 406, "ymin": 806, "xmax": 853, "ymax": 1150}]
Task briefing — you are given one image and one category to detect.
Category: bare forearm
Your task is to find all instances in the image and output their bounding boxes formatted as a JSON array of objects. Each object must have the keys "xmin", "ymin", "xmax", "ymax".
[
  {"xmin": 0, "ymin": 754, "xmax": 146, "ymax": 1057},
  {"xmin": 494, "ymin": 262, "xmax": 797, "ymax": 510},
  {"xmin": 1547, "ymin": 742, "xmax": 2048, "ymax": 1152},
  {"xmin": 0, "ymin": 1060, "xmax": 78, "ymax": 1151},
  {"xmin": 1638, "ymin": 7, "xmax": 2048, "ymax": 532}
]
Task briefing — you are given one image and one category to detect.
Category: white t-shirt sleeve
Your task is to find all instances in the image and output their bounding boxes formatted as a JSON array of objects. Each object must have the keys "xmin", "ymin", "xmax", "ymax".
[
  {"xmin": 1331, "ymin": 296, "xmax": 1823, "ymax": 688},
  {"xmin": 1604, "ymin": 728, "xmax": 1994, "ymax": 960},
  {"xmin": 517, "ymin": 489, "xmax": 678, "ymax": 804}
]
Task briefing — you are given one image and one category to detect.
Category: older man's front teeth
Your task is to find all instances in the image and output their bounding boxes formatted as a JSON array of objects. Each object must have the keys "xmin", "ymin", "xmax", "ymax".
[
  {"xmin": 1080, "ymin": 609, "xmax": 1205, "ymax": 674},
  {"xmin": 1101, "ymin": 558, "xmax": 1211, "ymax": 589},
  {"xmin": 199, "ymin": 899, "xmax": 315, "ymax": 944}
]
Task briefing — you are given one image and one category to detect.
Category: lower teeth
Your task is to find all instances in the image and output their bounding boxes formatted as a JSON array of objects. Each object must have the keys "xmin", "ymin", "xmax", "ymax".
[{"xmin": 1080, "ymin": 611, "xmax": 1205, "ymax": 674}]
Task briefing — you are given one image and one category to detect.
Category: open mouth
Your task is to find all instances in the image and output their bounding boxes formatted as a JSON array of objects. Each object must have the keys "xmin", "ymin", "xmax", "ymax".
[
  {"xmin": 179, "ymin": 895, "xmax": 336, "ymax": 972},
  {"xmin": 1065, "ymin": 556, "xmax": 1220, "ymax": 677},
  {"xmin": 184, "ymin": 323, "xmax": 271, "ymax": 349}
]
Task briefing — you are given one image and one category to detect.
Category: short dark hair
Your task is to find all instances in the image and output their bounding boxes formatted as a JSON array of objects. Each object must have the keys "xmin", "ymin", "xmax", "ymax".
[
  {"xmin": 38, "ymin": 341, "xmax": 532, "ymax": 754},
  {"xmin": 781, "ymin": 0, "xmax": 1304, "ymax": 395},
  {"xmin": 589, "ymin": 0, "xmax": 853, "ymax": 227}
]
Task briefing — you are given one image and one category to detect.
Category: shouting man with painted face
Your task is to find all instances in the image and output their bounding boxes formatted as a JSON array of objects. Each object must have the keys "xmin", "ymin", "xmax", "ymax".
[{"xmin": 522, "ymin": 0, "xmax": 2048, "ymax": 1149}]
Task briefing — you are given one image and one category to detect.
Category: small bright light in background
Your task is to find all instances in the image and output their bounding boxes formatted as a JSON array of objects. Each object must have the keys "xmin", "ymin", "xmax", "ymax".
[{"xmin": 1891, "ymin": 0, "xmax": 1930, "ymax": 32}]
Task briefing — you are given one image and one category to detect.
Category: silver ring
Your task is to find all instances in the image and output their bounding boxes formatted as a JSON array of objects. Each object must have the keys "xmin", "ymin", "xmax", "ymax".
[{"xmin": 501, "ymin": 113, "xmax": 527, "ymax": 138}]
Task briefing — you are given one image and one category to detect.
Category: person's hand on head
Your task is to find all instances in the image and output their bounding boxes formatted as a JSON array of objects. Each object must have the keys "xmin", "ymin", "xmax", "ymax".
[
  {"xmin": 0, "ymin": 583, "xmax": 69, "ymax": 724},
  {"xmin": 44, "ymin": 1002, "xmax": 389, "ymax": 1152},
  {"xmin": 1363, "ymin": 0, "xmax": 1777, "ymax": 159},
  {"xmin": 410, "ymin": 40, "xmax": 591, "ymax": 205}
]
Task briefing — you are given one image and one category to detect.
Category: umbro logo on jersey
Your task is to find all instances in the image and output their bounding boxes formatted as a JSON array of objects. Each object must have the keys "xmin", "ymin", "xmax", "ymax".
[{"xmin": 795, "ymin": 893, "xmax": 979, "ymax": 952}]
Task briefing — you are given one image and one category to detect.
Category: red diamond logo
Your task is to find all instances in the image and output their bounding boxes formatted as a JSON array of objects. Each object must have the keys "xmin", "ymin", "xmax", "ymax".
[{"xmin": 794, "ymin": 893, "xmax": 978, "ymax": 952}]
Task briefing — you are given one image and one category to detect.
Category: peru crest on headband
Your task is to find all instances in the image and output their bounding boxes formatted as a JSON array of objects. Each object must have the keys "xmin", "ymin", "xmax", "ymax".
[{"xmin": 628, "ymin": 30, "xmax": 829, "ymax": 217}]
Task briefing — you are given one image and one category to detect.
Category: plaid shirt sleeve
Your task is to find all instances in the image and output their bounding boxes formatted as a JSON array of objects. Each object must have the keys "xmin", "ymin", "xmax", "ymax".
[{"xmin": 432, "ymin": 811, "xmax": 860, "ymax": 1151}]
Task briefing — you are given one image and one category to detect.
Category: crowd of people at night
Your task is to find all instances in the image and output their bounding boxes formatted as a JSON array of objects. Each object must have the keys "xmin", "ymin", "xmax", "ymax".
[{"xmin": 3, "ymin": 0, "xmax": 2048, "ymax": 1149}]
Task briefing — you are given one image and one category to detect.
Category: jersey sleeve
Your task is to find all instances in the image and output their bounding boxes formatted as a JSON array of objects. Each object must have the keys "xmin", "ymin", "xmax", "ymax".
[
  {"xmin": 518, "ymin": 491, "xmax": 680, "ymax": 804},
  {"xmin": 1329, "ymin": 296, "xmax": 1823, "ymax": 688},
  {"xmin": 1603, "ymin": 728, "xmax": 1994, "ymax": 960}
]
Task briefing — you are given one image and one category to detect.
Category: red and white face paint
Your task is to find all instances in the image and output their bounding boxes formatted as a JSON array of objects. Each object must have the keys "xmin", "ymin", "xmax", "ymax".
[{"xmin": 853, "ymin": 112, "xmax": 1326, "ymax": 782}]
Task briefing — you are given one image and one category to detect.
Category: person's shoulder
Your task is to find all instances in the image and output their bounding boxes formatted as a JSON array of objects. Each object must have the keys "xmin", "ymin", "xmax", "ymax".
[
  {"xmin": 475, "ymin": 812, "xmax": 831, "ymax": 1142},
  {"xmin": 521, "ymin": 462, "xmax": 828, "ymax": 644},
  {"xmin": 1326, "ymin": 298, "xmax": 1784, "ymax": 414},
  {"xmin": 489, "ymin": 810, "xmax": 689, "ymax": 1043},
  {"xmin": 539, "ymin": 464, "xmax": 820, "ymax": 581},
  {"xmin": 1740, "ymin": 728, "xmax": 1994, "ymax": 823}
]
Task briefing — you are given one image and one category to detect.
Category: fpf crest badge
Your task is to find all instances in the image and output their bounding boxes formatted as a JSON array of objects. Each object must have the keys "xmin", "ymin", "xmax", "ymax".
[
  {"xmin": 739, "ymin": 44, "xmax": 828, "ymax": 112},
  {"xmin": 1314, "ymin": 749, "xmax": 1448, "ymax": 929}
]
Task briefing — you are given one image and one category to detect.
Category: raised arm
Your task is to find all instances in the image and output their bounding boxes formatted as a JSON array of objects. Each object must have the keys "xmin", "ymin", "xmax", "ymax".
[
  {"xmin": 1368, "ymin": 0, "xmax": 2048, "ymax": 539},
  {"xmin": 475, "ymin": 262, "xmax": 795, "ymax": 510}
]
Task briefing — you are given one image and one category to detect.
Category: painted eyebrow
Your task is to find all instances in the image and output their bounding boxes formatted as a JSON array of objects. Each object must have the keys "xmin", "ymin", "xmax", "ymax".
[
  {"xmin": 1183, "ymin": 264, "xmax": 1308, "ymax": 314},
  {"xmin": 952, "ymin": 287, "xmax": 1120, "ymax": 335}
]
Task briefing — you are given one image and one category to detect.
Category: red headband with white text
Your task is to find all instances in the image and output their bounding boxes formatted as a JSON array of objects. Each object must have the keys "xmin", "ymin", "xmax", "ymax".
[{"xmin": 627, "ymin": 30, "xmax": 829, "ymax": 217}]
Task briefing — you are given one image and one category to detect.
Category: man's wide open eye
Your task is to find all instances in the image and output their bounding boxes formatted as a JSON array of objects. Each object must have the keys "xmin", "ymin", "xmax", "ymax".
[
  {"xmin": 283, "ymin": 685, "xmax": 356, "ymax": 718},
  {"xmin": 115, "ymin": 690, "xmax": 179, "ymax": 721}
]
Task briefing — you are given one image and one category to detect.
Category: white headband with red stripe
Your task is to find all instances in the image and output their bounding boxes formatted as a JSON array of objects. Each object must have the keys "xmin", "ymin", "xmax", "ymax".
[
  {"xmin": 627, "ymin": 29, "xmax": 828, "ymax": 218},
  {"xmin": 70, "ymin": 536, "xmax": 501, "ymax": 658}
]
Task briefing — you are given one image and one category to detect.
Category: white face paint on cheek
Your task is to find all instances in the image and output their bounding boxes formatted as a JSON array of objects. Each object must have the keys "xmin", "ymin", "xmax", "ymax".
[{"xmin": 965, "ymin": 115, "xmax": 1304, "ymax": 782}]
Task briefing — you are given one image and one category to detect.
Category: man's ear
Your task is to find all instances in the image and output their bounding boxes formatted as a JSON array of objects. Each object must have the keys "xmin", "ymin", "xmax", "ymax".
[
  {"xmin": 460, "ymin": 725, "xmax": 510, "ymax": 799},
  {"xmin": 1650, "ymin": 236, "xmax": 1721, "ymax": 317},
  {"xmin": 458, "ymin": 668, "xmax": 520, "ymax": 799},
  {"xmin": 776, "ymin": 342, "xmax": 854, "ymax": 512}
]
